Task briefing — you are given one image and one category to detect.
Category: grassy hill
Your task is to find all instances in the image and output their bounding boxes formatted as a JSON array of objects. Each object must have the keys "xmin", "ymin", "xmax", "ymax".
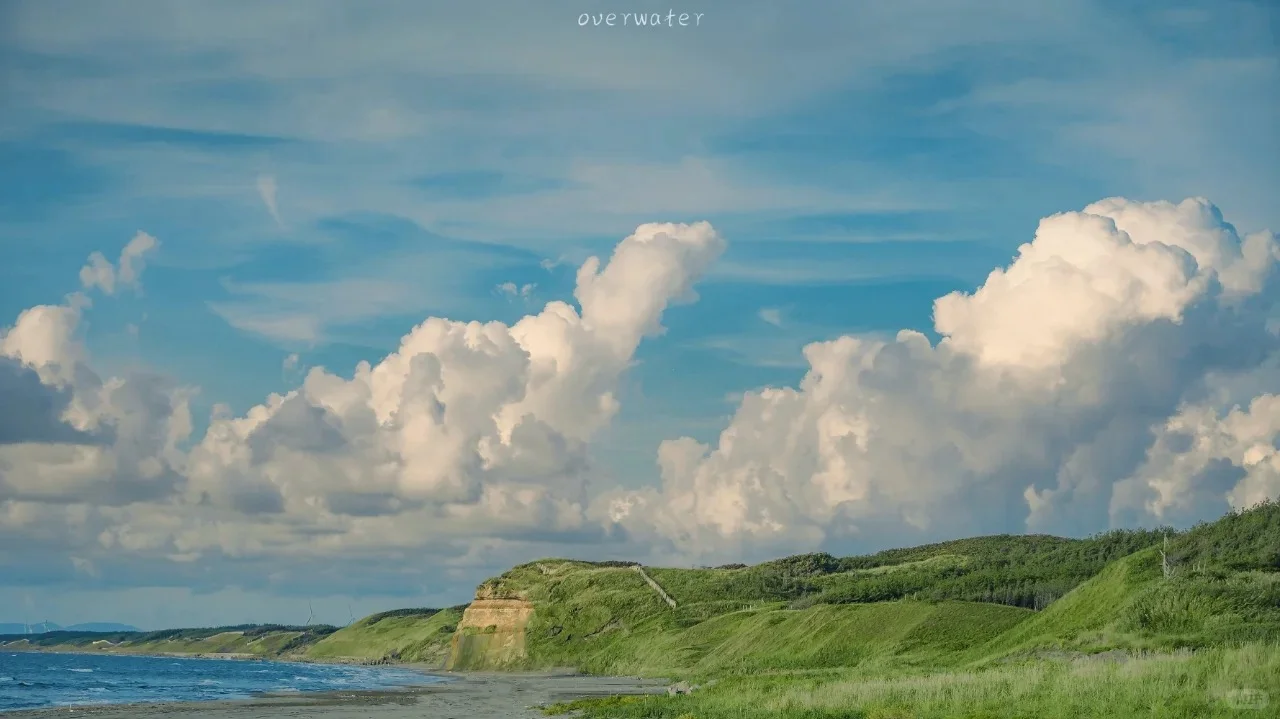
[
  {"xmin": 0, "ymin": 608, "xmax": 470, "ymax": 666},
  {"xmin": 450, "ymin": 501, "xmax": 1279, "ymax": 718},
  {"xmin": 304, "ymin": 606, "xmax": 466, "ymax": 665},
  {"xmin": 444, "ymin": 525, "xmax": 1173, "ymax": 675}
]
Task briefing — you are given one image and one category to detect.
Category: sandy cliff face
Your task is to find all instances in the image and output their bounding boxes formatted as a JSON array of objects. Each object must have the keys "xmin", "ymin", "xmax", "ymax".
[{"xmin": 445, "ymin": 598, "xmax": 535, "ymax": 670}]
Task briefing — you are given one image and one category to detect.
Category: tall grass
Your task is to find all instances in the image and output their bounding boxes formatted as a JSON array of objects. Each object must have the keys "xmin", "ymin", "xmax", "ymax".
[{"xmin": 550, "ymin": 643, "xmax": 1279, "ymax": 718}]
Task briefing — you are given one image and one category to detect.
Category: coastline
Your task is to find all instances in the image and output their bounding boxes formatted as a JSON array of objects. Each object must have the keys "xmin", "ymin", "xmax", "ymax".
[
  {"xmin": 1, "ymin": 669, "xmax": 669, "ymax": 719},
  {"xmin": 0, "ymin": 645, "xmax": 419, "ymax": 668}
]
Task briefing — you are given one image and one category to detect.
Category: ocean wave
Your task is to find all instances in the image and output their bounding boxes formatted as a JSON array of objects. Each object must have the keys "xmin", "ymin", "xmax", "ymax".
[
  {"xmin": 0, "ymin": 654, "xmax": 438, "ymax": 713},
  {"xmin": 17, "ymin": 681, "xmax": 50, "ymax": 688}
]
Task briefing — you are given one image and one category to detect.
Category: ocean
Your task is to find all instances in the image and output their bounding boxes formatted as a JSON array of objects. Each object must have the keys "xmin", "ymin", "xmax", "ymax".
[{"xmin": 0, "ymin": 651, "xmax": 444, "ymax": 712}]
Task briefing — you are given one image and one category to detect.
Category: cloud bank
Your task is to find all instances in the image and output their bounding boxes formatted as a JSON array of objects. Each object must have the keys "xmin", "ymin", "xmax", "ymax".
[
  {"xmin": 1, "ymin": 199, "xmax": 1277, "ymax": 592},
  {"xmin": 598, "ymin": 198, "xmax": 1279, "ymax": 560}
]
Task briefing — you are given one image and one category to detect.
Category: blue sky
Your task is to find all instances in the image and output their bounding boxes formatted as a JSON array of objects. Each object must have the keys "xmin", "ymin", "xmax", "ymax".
[{"xmin": 1, "ymin": 0, "xmax": 1277, "ymax": 629}]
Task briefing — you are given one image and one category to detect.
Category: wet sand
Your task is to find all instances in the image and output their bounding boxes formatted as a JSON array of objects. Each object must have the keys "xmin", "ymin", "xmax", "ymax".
[{"xmin": 3, "ymin": 672, "xmax": 670, "ymax": 718}]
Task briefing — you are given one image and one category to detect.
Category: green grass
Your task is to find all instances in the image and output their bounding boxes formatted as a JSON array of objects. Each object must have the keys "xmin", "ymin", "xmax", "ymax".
[
  {"xmin": 551, "ymin": 643, "xmax": 1279, "ymax": 718},
  {"xmin": 303, "ymin": 607, "xmax": 464, "ymax": 665},
  {"xmin": 454, "ymin": 566, "xmax": 1038, "ymax": 677},
  {"xmin": 520, "ymin": 502, "xmax": 1280, "ymax": 717},
  {"xmin": 519, "ymin": 592, "xmax": 1029, "ymax": 677}
]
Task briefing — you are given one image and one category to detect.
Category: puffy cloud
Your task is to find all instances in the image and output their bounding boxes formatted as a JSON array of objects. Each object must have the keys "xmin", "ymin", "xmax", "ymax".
[
  {"xmin": 0, "ymin": 357, "xmax": 95, "ymax": 445},
  {"xmin": 1109, "ymin": 393, "xmax": 1280, "ymax": 528},
  {"xmin": 600, "ymin": 198, "xmax": 1280, "ymax": 561},
  {"xmin": 78, "ymin": 232, "xmax": 159, "ymax": 296},
  {"xmin": 497, "ymin": 282, "xmax": 536, "ymax": 300},
  {"xmin": 1, "ymin": 237, "xmax": 191, "ymax": 510},
  {"xmin": 96, "ymin": 221, "xmax": 725, "ymax": 562},
  {"xmin": 0, "ymin": 303, "xmax": 86, "ymax": 381}
]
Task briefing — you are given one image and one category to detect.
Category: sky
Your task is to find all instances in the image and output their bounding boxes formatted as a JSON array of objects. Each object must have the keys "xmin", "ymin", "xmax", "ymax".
[{"xmin": 0, "ymin": 0, "xmax": 1277, "ymax": 630}]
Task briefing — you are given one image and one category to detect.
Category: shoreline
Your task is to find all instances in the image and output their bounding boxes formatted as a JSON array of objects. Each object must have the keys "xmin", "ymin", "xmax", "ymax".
[
  {"xmin": 0, "ymin": 645, "xmax": 364, "ymax": 665},
  {"xmin": 1, "ymin": 651, "xmax": 669, "ymax": 718},
  {"xmin": 2, "ymin": 671, "xmax": 668, "ymax": 718}
]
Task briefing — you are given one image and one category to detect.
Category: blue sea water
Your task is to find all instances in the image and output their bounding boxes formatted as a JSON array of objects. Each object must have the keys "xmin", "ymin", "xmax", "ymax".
[{"xmin": 0, "ymin": 652, "xmax": 444, "ymax": 712}]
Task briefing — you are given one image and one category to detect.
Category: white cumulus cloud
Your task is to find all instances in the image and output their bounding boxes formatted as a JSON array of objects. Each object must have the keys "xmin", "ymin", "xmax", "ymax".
[
  {"xmin": 2, "ymin": 236, "xmax": 192, "ymax": 512},
  {"xmin": 596, "ymin": 198, "xmax": 1280, "ymax": 562},
  {"xmin": 87, "ymin": 222, "xmax": 725, "ymax": 564}
]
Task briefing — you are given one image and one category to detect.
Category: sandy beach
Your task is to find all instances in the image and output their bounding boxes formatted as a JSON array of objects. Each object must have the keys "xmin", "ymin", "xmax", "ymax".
[{"xmin": 2, "ymin": 672, "xmax": 670, "ymax": 719}]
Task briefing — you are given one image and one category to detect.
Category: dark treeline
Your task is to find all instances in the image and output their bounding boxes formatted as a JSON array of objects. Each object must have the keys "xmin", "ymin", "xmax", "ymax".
[
  {"xmin": 1169, "ymin": 498, "xmax": 1280, "ymax": 573},
  {"xmin": 736, "ymin": 528, "xmax": 1168, "ymax": 611},
  {"xmin": 360, "ymin": 605, "xmax": 470, "ymax": 626}
]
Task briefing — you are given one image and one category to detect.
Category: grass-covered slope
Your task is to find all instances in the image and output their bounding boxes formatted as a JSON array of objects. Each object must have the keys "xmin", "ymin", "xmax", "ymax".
[
  {"xmin": 535, "ymin": 501, "xmax": 1280, "ymax": 718},
  {"xmin": 303, "ymin": 606, "xmax": 465, "ymax": 665},
  {"xmin": 0, "ymin": 624, "xmax": 339, "ymax": 658},
  {"xmin": 447, "ymin": 524, "xmax": 1181, "ymax": 674},
  {"xmin": 985, "ymin": 503, "xmax": 1280, "ymax": 657},
  {"xmin": 460, "ymin": 563, "xmax": 1026, "ymax": 676},
  {"xmin": 0, "ymin": 607, "xmax": 468, "ymax": 666}
]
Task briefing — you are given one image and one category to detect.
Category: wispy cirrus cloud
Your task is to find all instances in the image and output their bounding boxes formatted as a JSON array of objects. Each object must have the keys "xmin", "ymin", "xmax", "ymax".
[
  {"xmin": 256, "ymin": 174, "xmax": 283, "ymax": 228},
  {"xmin": 757, "ymin": 307, "xmax": 783, "ymax": 327}
]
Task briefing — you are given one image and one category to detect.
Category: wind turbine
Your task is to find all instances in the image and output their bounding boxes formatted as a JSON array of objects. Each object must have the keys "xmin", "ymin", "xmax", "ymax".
[
  {"xmin": 305, "ymin": 602, "xmax": 315, "ymax": 627},
  {"xmin": 347, "ymin": 603, "xmax": 355, "ymax": 627}
]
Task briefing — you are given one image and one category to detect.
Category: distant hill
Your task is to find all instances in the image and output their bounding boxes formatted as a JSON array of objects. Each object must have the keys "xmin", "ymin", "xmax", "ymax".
[
  {"xmin": 0, "ymin": 622, "xmax": 138, "ymax": 634},
  {"xmin": 64, "ymin": 623, "xmax": 140, "ymax": 633},
  {"xmin": 0, "ymin": 623, "xmax": 343, "ymax": 659}
]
